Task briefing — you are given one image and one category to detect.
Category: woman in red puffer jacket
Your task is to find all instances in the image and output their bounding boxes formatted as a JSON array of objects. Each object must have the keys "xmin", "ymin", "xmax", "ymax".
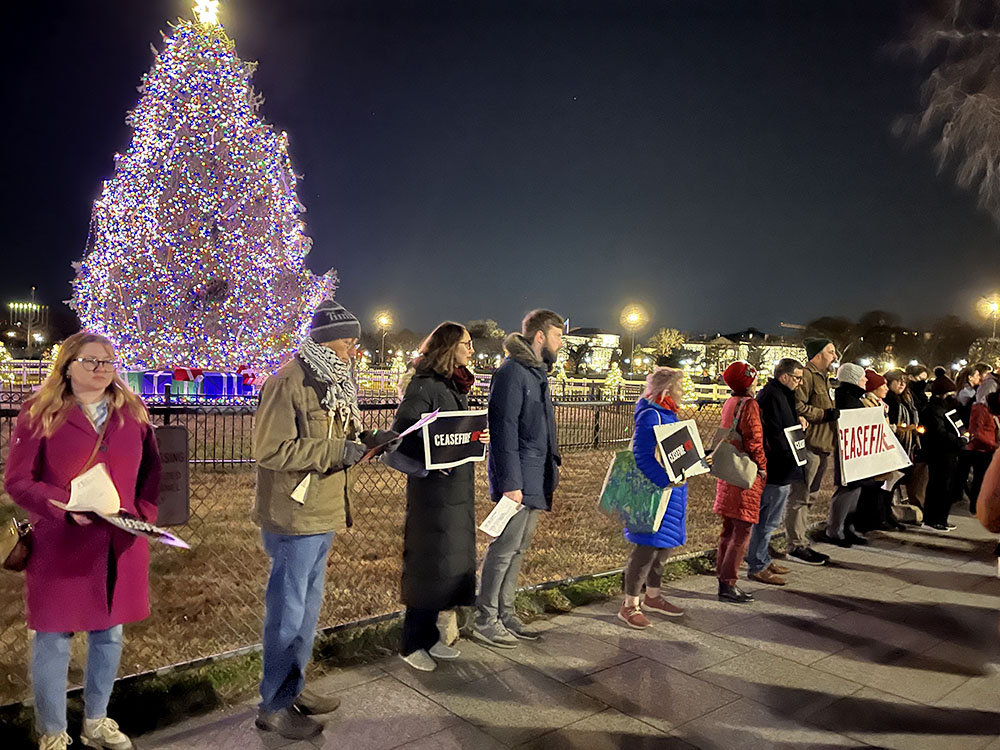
[{"xmin": 713, "ymin": 361, "xmax": 766, "ymax": 604}]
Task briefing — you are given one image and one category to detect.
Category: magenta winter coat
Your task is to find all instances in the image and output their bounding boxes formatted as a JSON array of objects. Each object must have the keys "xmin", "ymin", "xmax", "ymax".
[{"xmin": 4, "ymin": 404, "xmax": 162, "ymax": 633}]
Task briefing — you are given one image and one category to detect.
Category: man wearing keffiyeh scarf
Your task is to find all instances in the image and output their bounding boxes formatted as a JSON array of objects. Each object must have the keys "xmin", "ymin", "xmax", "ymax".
[{"xmin": 298, "ymin": 337, "xmax": 362, "ymax": 434}]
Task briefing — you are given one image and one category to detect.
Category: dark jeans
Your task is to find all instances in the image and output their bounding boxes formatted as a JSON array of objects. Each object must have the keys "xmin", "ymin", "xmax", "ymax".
[
  {"xmin": 969, "ymin": 451, "xmax": 995, "ymax": 513},
  {"xmin": 401, "ymin": 608, "xmax": 440, "ymax": 656},
  {"xmin": 717, "ymin": 517, "xmax": 753, "ymax": 586},
  {"xmin": 623, "ymin": 545, "xmax": 675, "ymax": 597},
  {"xmin": 924, "ymin": 453, "xmax": 959, "ymax": 526}
]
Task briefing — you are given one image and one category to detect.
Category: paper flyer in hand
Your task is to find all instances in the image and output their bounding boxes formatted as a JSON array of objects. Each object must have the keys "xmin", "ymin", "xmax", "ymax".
[
  {"xmin": 652, "ymin": 420, "xmax": 709, "ymax": 484},
  {"xmin": 361, "ymin": 409, "xmax": 441, "ymax": 462},
  {"xmin": 97, "ymin": 513, "xmax": 190, "ymax": 549},
  {"xmin": 58, "ymin": 464, "xmax": 122, "ymax": 515},
  {"xmin": 478, "ymin": 496, "xmax": 523, "ymax": 537},
  {"xmin": 421, "ymin": 409, "xmax": 488, "ymax": 470}
]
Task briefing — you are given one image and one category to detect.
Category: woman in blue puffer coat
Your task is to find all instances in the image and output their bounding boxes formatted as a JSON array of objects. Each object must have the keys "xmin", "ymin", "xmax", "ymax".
[{"xmin": 618, "ymin": 367, "xmax": 689, "ymax": 629}]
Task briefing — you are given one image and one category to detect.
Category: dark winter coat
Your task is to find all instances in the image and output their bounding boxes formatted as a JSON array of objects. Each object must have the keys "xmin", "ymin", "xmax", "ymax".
[
  {"xmin": 756, "ymin": 378, "xmax": 805, "ymax": 486},
  {"xmin": 884, "ymin": 390, "xmax": 921, "ymax": 459},
  {"xmin": 624, "ymin": 398, "xmax": 688, "ymax": 548},
  {"xmin": 5, "ymin": 404, "xmax": 161, "ymax": 632},
  {"xmin": 487, "ymin": 334, "xmax": 561, "ymax": 511},
  {"xmin": 833, "ymin": 382, "xmax": 875, "ymax": 488},
  {"xmin": 391, "ymin": 367, "xmax": 477, "ymax": 611},
  {"xmin": 919, "ymin": 396, "xmax": 965, "ymax": 460}
]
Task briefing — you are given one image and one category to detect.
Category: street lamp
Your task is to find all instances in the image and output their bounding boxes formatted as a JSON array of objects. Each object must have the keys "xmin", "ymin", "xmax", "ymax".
[
  {"xmin": 374, "ymin": 312, "xmax": 393, "ymax": 365},
  {"xmin": 977, "ymin": 295, "xmax": 1000, "ymax": 339},
  {"xmin": 619, "ymin": 304, "xmax": 648, "ymax": 374}
]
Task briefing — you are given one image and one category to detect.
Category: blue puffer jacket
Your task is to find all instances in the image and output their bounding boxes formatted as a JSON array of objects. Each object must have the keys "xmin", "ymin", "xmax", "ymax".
[{"xmin": 623, "ymin": 398, "xmax": 688, "ymax": 548}]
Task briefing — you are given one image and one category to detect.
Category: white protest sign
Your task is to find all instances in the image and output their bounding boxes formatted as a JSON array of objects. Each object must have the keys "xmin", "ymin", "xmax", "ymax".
[{"xmin": 837, "ymin": 408, "xmax": 911, "ymax": 483}]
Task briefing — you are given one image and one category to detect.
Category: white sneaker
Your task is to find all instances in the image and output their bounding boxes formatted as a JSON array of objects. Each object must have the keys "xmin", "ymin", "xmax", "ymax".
[
  {"xmin": 429, "ymin": 640, "xmax": 461, "ymax": 660},
  {"xmin": 81, "ymin": 716, "xmax": 132, "ymax": 750},
  {"xmin": 38, "ymin": 732, "xmax": 71, "ymax": 750},
  {"xmin": 399, "ymin": 649, "xmax": 437, "ymax": 672}
]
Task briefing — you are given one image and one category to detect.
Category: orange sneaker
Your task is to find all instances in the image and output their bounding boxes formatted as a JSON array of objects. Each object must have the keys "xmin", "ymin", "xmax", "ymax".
[
  {"xmin": 617, "ymin": 603, "xmax": 651, "ymax": 629},
  {"xmin": 642, "ymin": 595, "xmax": 684, "ymax": 617}
]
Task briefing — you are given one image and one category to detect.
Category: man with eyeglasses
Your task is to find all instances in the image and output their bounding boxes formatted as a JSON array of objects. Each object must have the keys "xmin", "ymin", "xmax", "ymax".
[{"xmin": 749, "ymin": 358, "xmax": 808, "ymax": 584}]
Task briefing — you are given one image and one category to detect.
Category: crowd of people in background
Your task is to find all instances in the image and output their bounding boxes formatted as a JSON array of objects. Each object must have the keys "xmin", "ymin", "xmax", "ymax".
[{"xmin": 5, "ymin": 308, "xmax": 1000, "ymax": 748}]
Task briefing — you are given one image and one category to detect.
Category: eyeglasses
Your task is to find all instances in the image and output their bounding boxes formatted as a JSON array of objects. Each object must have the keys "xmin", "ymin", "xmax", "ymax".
[
  {"xmin": 790, "ymin": 374, "xmax": 804, "ymax": 382},
  {"xmin": 458, "ymin": 340, "xmax": 474, "ymax": 350},
  {"xmin": 75, "ymin": 357, "xmax": 118, "ymax": 372}
]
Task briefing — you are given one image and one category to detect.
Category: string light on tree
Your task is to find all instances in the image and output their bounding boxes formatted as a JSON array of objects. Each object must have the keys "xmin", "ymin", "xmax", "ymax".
[
  {"xmin": 71, "ymin": 1, "xmax": 335, "ymax": 371},
  {"xmin": 602, "ymin": 361, "xmax": 625, "ymax": 400}
]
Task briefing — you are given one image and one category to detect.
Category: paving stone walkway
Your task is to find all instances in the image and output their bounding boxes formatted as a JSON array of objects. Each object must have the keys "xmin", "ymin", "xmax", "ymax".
[{"xmin": 139, "ymin": 511, "xmax": 1000, "ymax": 749}]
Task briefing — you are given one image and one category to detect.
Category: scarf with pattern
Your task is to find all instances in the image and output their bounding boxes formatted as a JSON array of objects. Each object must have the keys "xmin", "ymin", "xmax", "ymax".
[{"xmin": 299, "ymin": 338, "xmax": 362, "ymax": 433}]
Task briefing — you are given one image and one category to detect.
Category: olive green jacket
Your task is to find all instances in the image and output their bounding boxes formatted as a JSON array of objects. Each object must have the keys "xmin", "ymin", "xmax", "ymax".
[
  {"xmin": 253, "ymin": 357, "xmax": 359, "ymax": 535},
  {"xmin": 795, "ymin": 361, "xmax": 836, "ymax": 454}
]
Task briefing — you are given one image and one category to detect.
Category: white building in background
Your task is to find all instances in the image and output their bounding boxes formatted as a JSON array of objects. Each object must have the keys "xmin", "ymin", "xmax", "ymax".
[{"xmin": 559, "ymin": 327, "xmax": 622, "ymax": 374}]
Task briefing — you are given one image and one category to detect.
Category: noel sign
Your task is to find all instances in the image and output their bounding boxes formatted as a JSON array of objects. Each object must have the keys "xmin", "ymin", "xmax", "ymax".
[
  {"xmin": 421, "ymin": 410, "xmax": 489, "ymax": 470},
  {"xmin": 837, "ymin": 408, "xmax": 911, "ymax": 483}
]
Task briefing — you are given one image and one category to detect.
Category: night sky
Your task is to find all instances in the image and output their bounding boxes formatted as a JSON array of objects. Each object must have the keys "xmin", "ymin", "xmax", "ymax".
[{"xmin": 4, "ymin": 0, "xmax": 998, "ymax": 338}]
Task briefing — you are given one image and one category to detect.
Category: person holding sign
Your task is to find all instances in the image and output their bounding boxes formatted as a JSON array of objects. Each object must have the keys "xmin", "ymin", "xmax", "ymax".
[
  {"xmin": 825, "ymin": 363, "xmax": 874, "ymax": 546},
  {"xmin": 475, "ymin": 309, "xmax": 563, "ymax": 647},
  {"xmin": 617, "ymin": 367, "xmax": 689, "ymax": 629},
  {"xmin": 391, "ymin": 322, "xmax": 488, "ymax": 672},
  {"xmin": 918, "ymin": 375, "xmax": 966, "ymax": 532},
  {"xmin": 748, "ymin": 358, "xmax": 805, "ymax": 586},
  {"xmin": 253, "ymin": 300, "xmax": 370, "ymax": 739},
  {"xmin": 785, "ymin": 339, "xmax": 838, "ymax": 566},
  {"xmin": 713, "ymin": 361, "xmax": 766, "ymax": 604},
  {"xmin": 4, "ymin": 332, "xmax": 162, "ymax": 750}
]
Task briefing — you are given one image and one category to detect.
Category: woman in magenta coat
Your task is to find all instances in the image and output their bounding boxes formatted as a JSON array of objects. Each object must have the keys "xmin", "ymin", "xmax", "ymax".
[
  {"xmin": 5, "ymin": 332, "xmax": 161, "ymax": 750},
  {"xmin": 713, "ymin": 361, "xmax": 766, "ymax": 605}
]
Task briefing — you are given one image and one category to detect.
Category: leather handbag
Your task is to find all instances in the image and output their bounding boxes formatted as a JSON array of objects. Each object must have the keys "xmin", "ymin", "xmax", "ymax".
[
  {"xmin": 710, "ymin": 398, "xmax": 758, "ymax": 490},
  {"xmin": 1, "ymin": 518, "xmax": 33, "ymax": 573},
  {"xmin": 598, "ymin": 411, "xmax": 671, "ymax": 535}
]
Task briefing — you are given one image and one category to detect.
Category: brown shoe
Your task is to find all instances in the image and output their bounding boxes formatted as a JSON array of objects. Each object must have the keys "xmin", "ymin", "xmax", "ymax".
[
  {"xmin": 295, "ymin": 688, "xmax": 341, "ymax": 715},
  {"xmin": 642, "ymin": 595, "xmax": 684, "ymax": 617},
  {"xmin": 767, "ymin": 562, "xmax": 790, "ymax": 575},
  {"xmin": 617, "ymin": 603, "xmax": 651, "ymax": 629},
  {"xmin": 748, "ymin": 568, "xmax": 787, "ymax": 586}
]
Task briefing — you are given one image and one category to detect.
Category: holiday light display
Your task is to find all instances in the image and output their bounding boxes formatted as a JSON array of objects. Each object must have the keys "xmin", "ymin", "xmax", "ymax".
[
  {"xmin": 71, "ymin": 3, "xmax": 335, "ymax": 371},
  {"xmin": 601, "ymin": 361, "xmax": 625, "ymax": 400}
]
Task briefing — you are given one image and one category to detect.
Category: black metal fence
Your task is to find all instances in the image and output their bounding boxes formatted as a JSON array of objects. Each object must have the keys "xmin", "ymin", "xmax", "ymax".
[{"xmin": 0, "ymin": 393, "xmax": 726, "ymax": 707}]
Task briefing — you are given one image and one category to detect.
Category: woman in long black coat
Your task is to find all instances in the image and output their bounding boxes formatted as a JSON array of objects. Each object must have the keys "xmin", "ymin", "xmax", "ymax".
[{"xmin": 390, "ymin": 321, "xmax": 488, "ymax": 671}]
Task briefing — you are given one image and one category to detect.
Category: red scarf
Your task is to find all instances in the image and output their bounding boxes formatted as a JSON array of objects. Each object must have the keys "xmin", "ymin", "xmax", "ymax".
[
  {"xmin": 654, "ymin": 394, "xmax": 679, "ymax": 412},
  {"xmin": 451, "ymin": 366, "xmax": 475, "ymax": 394}
]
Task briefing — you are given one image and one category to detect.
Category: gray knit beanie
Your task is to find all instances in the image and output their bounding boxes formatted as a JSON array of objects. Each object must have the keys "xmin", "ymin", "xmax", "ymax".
[
  {"xmin": 309, "ymin": 299, "xmax": 361, "ymax": 343},
  {"xmin": 836, "ymin": 363, "xmax": 866, "ymax": 387}
]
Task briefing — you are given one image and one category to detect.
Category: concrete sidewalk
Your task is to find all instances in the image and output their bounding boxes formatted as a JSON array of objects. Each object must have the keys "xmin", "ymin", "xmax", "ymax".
[{"xmin": 139, "ymin": 511, "xmax": 1000, "ymax": 750}]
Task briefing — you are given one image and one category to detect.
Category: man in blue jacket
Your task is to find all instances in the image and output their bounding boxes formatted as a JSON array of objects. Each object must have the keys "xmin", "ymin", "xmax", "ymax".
[{"xmin": 474, "ymin": 309, "xmax": 564, "ymax": 648}]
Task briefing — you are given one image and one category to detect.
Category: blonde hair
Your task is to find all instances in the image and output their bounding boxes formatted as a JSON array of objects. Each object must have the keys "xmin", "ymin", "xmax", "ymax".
[
  {"xmin": 642, "ymin": 366, "xmax": 684, "ymax": 400},
  {"xmin": 26, "ymin": 331, "xmax": 150, "ymax": 438}
]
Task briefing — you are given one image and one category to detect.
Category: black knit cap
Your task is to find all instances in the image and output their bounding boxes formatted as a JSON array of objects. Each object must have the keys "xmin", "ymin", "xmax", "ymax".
[{"xmin": 309, "ymin": 299, "xmax": 361, "ymax": 343}]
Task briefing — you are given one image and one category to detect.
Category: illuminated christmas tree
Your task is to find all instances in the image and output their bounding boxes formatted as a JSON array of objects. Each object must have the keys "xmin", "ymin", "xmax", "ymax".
[
  {"xmin": 0, "ymin": 342, "xmax": 14, "ymax": 385},
  {"xmin": 71, "ymin": 1, "xmax": 334, "ymax": 371},
  {"xmin": 389, "ymin": 351, "xmax": 407, "ymax": 377},
  {"xmin": 602, "ymin": 362, "xmax": 625, "ymax": 400}
]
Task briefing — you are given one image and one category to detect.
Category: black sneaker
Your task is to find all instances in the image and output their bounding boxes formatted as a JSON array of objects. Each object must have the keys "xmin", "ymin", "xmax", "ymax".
[
  {"xmin": 787, "ymin": 547, "xmax": 829, "ymax": 566},
  {"xmin": 844, "ymin": 530, "xmax": 868, "ymax": 546},
  {"xmin": 942, "ymin": 522, "xmax": 957, "ymax": 531},
  {"xmin": 718, "ymin": 582, "xmax": 755, "ymax": 604}
]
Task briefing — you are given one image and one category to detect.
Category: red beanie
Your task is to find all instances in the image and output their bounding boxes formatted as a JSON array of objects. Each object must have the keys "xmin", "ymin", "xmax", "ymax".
[
  {"xmin": 864, "ymin": 369, "xmax": 886, "ymax": 392},
  {"xmin": 723, "ymin": 361, "xmax": 757, "ymax": 394}
]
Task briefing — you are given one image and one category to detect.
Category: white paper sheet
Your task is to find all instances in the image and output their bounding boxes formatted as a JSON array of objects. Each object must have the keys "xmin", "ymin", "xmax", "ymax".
[
  {"xmin": 478, "ymin": 496, "xmax": 523, "ymax": 537},
  {"xmin": 63, "ymin": 464, "xmax": 122, "ymax": 515},
  {"xmin": 290, "ymin": 473, "xmax": 311, "ymax": 504}
]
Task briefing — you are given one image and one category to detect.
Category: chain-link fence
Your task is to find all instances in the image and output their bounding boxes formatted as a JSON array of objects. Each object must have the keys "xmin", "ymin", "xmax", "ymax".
[{"xmin": 0, "ymin": 395, "xmax": 735, "ymax": 706}]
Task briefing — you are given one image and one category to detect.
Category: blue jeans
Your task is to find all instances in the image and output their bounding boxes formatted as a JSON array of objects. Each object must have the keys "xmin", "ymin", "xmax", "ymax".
[
  {"xmin": 260, "ymin": 531, "xmax": 334, "ymax": 713},
  {"xmin": 32, "ymin": 626, "xmax": 123, "ymax": 735},
  {"xmin": 746, "ymin": 484, "xmax": 791, "ymax": 574}
]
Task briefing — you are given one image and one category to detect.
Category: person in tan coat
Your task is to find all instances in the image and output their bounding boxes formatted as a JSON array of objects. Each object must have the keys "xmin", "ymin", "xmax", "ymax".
[
  {"xmin": 785, "ymin": 338, "xmax": 839, "ymax": 566},
  {"xmin": 253, "ymin": 300, "xmax": 371, "ymax": 741}
]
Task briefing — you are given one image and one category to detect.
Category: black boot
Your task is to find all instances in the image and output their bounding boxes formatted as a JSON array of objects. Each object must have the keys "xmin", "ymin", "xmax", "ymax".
[{"xmin": 718, "ymin": 581, "xmax": 755, "ymax": 604}]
